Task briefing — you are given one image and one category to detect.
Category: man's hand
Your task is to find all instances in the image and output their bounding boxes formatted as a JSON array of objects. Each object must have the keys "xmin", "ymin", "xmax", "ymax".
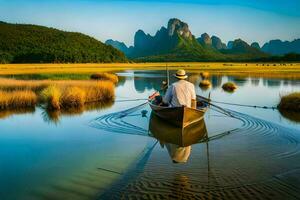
[
  {"xmin": 149, "ymin": 91, "xmax": 160, "ymax": 100},
  {"xmin": 191, "ymin": 99, "xmax": 197, "ymax": 109}
]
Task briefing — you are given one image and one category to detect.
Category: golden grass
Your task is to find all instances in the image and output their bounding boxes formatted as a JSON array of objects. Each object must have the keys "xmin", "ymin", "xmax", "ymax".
[
  {"xmin": 0, "ymin": 63, "xmax": 300, "ymax": 78},
  {"xmin": 200, "ymin": 72, "xmax": 209, "ymax": 79},
  {"xmin": 278, "ymin": 92, "xmax": 300, "ymax": 111},
  {"xmin": 222, "ymin": 82, "xmax": 238, "ymax": 92},
  {"xmin": 90, "ymin": 73, "xmax": 118, "ymax": 84},
  {"xmin": 40, "ymin": 85, "xmax": 62, "ymax": 110},
  {"xmin": 0, "ymin": 90, "xmax": 37, "ymax": 109},
  {"xmin": 199, "ymin": 80, "xmax": 212, "ymax": 88},
  {"xmin": 0, "ymin": 78, "xmax": 115, "ymax": 111}
]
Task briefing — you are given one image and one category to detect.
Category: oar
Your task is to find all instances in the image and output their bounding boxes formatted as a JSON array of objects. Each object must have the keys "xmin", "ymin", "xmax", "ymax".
[{"xmin": 196, "ymin": 95, "xmax": 233, "ymax": 117}]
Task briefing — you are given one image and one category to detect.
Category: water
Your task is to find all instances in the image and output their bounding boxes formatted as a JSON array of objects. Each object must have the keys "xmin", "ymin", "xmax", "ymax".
[{"xmin": 0, "ymin": 70, "xmax": 300, "ymax": 199}]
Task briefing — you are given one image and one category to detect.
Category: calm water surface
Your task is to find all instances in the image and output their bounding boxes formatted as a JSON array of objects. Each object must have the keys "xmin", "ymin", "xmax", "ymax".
[{"xmin": 0, "ymin": 70, "xmax": 300, "ymax": 200}]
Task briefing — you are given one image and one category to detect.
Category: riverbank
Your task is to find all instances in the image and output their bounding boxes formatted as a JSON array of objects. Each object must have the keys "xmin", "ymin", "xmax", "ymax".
[{"xmin": 0, "ymin": 63, "xmax": 300, "ymax": 78}]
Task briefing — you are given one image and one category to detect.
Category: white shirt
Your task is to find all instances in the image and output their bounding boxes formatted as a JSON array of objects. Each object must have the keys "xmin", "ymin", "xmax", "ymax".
[{"xmin": 163, "ymin": 80, "xmax": 196, "ymax": 108}]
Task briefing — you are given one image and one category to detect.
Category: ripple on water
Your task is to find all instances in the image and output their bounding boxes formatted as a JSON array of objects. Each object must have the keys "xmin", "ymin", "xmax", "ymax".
[{"xmin": 91, "ymin": 106, "xmax": 300, "ymax": 199}]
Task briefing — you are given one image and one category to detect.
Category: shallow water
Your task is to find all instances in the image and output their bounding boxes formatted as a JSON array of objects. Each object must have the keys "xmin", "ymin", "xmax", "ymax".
[{"xmin": 0, "ymin": 70, "xmax": 300, "ymax": 200}]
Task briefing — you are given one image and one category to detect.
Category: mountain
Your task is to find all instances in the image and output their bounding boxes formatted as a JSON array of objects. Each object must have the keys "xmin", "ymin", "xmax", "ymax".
[
  {"xmin": 197, "ymin": 33, "xmax": 212, "ymax": 46},
  {"xmin": 261, "ymin": 39, "xmax": 300, "ymax": 55},
  {"xmin": 0, "ymin": 21, "xmax": 127, "ymax": 63},
  {"xmin": 211, "ymin": 36, "xmax": 227, "ymax": 50},
  {"xmin": 251, "ymin": 42, "xmax": 260, "ymax": 49},
  {"xmin": 105, "ymin": 39, "xmax": 133, "ymax": 55},
  {"xmin": 124, "ymin": 18, "xmax": 224, "ymax": 61},
  {"xmin": 221, "ymin": 39, "xmax": 268, "ymax": 59},
  {"xmin": 197, "ymin": 34, "xmax": 226, "ymax": 50}
]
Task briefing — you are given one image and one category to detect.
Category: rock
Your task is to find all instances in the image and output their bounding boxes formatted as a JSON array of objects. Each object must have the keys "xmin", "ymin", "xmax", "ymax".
[
  {"xmin": 197, "ymin": 33, "xmax": 212, "ymax": 46},
  {"xmin": 251, "ymin": 42, "xmax": 260, "ymax": 49},
  {"xmin": 211, "ymin": 36, "xmax": 227, "ymax": 49},
  {"xmin": 167, "ymin": 18, "xmax": 192, "ymax": 39},
  {"xmin": 227, "ymin": 41, "xmax": 234, "ymax": 49},
  {"xmin": 262, "ymin": 39, "xmax": 300, "ymax": 55}
]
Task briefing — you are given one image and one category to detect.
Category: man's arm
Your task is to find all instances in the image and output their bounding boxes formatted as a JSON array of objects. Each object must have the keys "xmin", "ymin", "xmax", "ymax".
[
  {"xmin": 163, "ymin": 86, "xmax": 173, "ymax": 105},
  {"xmin": 191, "ymin": 99, "xmax": 197, "ymax": 109},
  {"xmin": 191, "ymin": 84, "xmax": 197, "ymax": 109}
]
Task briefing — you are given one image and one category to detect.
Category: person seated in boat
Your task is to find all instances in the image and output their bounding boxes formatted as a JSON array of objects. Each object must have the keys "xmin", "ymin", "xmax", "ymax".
[
  {"xmin": 163, "ymin": 69, "xmax": 197, "ymax": 108},
  {"xmin": 159, "ymin": 141, "xmax": 191, "ymax": 163}
]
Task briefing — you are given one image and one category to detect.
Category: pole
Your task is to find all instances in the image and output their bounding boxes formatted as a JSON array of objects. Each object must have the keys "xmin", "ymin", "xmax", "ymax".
[{"xmin": 166, "ymin": 63, "xmax": 170, "ymax": 87}]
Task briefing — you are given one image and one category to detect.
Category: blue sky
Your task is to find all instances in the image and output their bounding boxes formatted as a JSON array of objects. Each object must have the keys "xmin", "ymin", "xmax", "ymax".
[{"xmin": 0, "ymin": 0, "xmax": 300, "ymax": 46}]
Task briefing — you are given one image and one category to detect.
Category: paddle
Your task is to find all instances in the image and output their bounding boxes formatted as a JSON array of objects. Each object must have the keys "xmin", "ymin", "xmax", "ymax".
[{"xmin": 196, "ymin": 95, "xmax": 233, "ymax": 117}]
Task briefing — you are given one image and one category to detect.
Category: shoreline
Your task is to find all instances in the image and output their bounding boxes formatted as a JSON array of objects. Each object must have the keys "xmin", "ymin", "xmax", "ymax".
[{"xmin": 1, "ymin": 63, "xmax": 300, "ymax": 78}]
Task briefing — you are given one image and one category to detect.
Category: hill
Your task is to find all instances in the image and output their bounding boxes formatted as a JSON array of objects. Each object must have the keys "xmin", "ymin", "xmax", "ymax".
[
  {"xmin": 0, "ymin": 21, "xmax": 127, "ymax": 63},
  {"xmin": 261, "ymin": 39, "xmax": 300, "ymax": 55},
  {"xmin": 108, "ymin": 18, "xmax": 270, "ymax": 62},
  {"xmin": 123, "ymin": 18, "xmax": 225, "ymax": 61},
  {"xmin": 221, "ymin": 39, "xmax": 268, "ymax": 59}
]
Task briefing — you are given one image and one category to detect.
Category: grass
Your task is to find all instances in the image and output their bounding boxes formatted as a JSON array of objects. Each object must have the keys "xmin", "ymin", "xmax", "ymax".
[
  {"xmin": 0, "ymin": 63, "xmax": 300, "ymax": 79},
  {"xmin": 200, "ymin": 72, "xmax": 209, "ymax": 79},
  {"xmin": 199, "ymin": 80, "xmax": 211, "ymax": 88},
  {"xmin": 0, "ymin": 90, "xmax": 37, "ymax": 109},
  {"xmin": 278, "ymin": 92, "xmax": 300, "ymax": 111},
  {"xmin": 90, "ymin": 73, "xmax": 118, "ymax": 84},
  {"xmin": 222, "ymin": 82, "xmax": 238, "ymax": 92},
  {"xmin": 0, "ymin": 78, "xmax": 115, "ymax": 111}
]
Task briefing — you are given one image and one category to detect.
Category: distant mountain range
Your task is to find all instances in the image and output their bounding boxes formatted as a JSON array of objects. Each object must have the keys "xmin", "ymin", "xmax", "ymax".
[
  {"xmin": 0, "ymin": 22, "xmax": 127, "ymax": 63},
  {"xmin": 106, "ymin": 18, "xmax": 300, "ymax": 62}
]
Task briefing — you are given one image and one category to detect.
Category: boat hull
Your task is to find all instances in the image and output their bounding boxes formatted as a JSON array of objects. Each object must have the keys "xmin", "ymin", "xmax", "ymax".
[
  {"xmin": 149, "ymin": 101, "xmax": 207, "ymax": 128},
  {"xmin": 149, "ymin": 113, "xmax": 208, "ymax": 147}
]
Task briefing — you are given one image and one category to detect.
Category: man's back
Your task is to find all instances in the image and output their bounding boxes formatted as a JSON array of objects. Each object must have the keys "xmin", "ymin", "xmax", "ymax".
[{"xmin": 163, "ymin": 80, "xmax": 196, "ymax": 108}]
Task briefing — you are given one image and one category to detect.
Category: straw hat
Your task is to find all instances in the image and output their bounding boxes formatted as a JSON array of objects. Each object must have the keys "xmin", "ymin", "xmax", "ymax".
[{"xmin": 174, "ymin": 69, "xmax": 188, "ymax": 79}]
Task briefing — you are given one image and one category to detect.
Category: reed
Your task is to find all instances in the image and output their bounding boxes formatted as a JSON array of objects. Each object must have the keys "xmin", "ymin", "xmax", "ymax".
[
  {"xmin": 199, "ymin": 80, "xmax": 211, "ymax": 87},
  {"xmin": 278, "ymin": 92, "xmax": 300, "ymax": 111},
  {"xmin": 0, "ymin": 90, "xmax": 37, "ymax": 109},
  {"xmin": 40, "ymin": 85, "xmax": 61, "ymax": 110},
  {"xmin": 0, "ymin": 78, "xmax": 115, "ymax": 111},
  {"xmin": 61, "ymin": 87, "xmax": 86, "ymax": 108},
  {"xmin": 222, "ymin": 82, "xmax": 238, "ymax": 92},
  {"xmin": 200, "ymin": 72, "xmax": 209, "ymax": 79},
  {"xmin": 90, "ymin": 73, "xmax": 118, "ymax": 84}
]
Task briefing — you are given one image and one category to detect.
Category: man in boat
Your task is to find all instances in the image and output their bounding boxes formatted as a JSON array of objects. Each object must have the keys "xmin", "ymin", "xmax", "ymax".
[{"xmin": 160, "ymin": 69, "xmax": 197, "ymax": 108}]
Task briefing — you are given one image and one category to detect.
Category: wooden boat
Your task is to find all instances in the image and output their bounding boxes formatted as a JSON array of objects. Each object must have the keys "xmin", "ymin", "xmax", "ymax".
[
  {"xmin": 149, "ymin": 113, "xmax": 208, "ymax": 147},
  {"xmin": 148, "ymin": 95, "xmax": 209, "ymax": 128}
]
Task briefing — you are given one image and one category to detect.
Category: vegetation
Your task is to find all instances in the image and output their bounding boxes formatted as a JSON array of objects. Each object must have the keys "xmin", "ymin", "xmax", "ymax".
[
  {"xmin": 0, "ymin": 21, "xmax": 127, "ymax": 63},
  {"xmin": 199, "ymin": 80, "xmax": 211, "ymax": 88},
  {"xmin": 222, "ymin": 82, "xmax": 238, "ymax": 92},
  {"xmin": 0, "ymin": 78, "xmax": 116, "ymax": 110},
  {"xmin": 90, "ymin": 73, "xmax": 118, "ymax": 84},
  {"xmin": 278, "ymin": 92, "xmax": 300, "ymax": 111},
  {"xmin": 0, "ymin": 90, "xmax": 37, "ymax": 109},
  {"xmin": 200, "ymin": 72, "xmax": 209, "ymax": 79}
]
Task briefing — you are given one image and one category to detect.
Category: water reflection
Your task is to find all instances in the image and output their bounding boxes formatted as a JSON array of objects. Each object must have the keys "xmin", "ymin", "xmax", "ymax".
[
  {"xmin": 133, "ymin": 72, "xmax": 165, "ymax": 93},
  {"xmin": 42, "ymin": 102, "xmax": 114, "ymax": 124},
  {"xmin": 279, "ymin": 109, "xmax": 300, "ymax": 123},
  {"xmin": 149, "ymin": 113, "xmax": 208, "ymax": 163},
  {"xmin": 0, "ymin": 107, "xmax": 35, "ymax": 119}
]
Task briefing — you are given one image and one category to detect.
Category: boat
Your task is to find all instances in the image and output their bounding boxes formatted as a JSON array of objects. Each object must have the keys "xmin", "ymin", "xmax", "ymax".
[
  {"xmin": 148, "ymin": 95, "xmax": 209, "ymax": 128},
  {"xmin": 149, "ymin": 112, "xmax": 208, "ymax": 147}
]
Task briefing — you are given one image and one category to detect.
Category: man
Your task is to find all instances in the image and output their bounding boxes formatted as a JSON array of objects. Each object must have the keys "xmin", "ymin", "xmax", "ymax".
[{"xmin": 163, "ymin": 69, "xmax": 197, "ymax": 108}]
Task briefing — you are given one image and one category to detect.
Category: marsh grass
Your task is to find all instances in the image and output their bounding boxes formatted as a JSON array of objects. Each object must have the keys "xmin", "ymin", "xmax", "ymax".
[
  {"xmin": 222, "ymin": 82, "xmax": 238, "ymax": 92},
  {"xmin": 278, "ymin": 92, "xmax": 300, "ymax": 111},
  {"xmin": 0, "ymin": 90, "xmax": 37, "ymax": 109},
  {"xmin": 40, "ymin": 85, "xmax": 61, "ymax": 110},
  {"xmin": 199, "ymin": 80, "xmax": 211, "ymax": 88},
  {"xmin": 90, "ymin": 73, "xmax": 118, "ymax": 84},
  {"xmin": 200, "ymin": 72, "xmax": 209, "ymax": 79},
  {"xmin": 0, "ymin": 78, "xmax": 115, "ymax": 111}
]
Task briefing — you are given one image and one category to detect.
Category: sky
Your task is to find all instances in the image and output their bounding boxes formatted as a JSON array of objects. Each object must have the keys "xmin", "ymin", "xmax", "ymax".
[{"xmin": 0, "ymin": 0, "xmax": 300, "ymax": 46}]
